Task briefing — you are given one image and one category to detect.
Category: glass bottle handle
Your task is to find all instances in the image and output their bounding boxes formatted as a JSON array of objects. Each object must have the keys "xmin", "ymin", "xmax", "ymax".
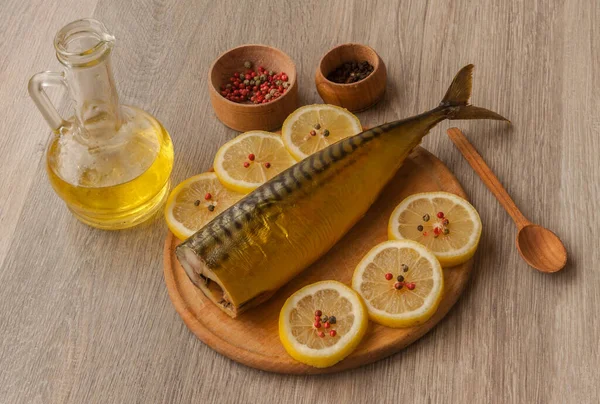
[{"xmin": 28, "ymin": 71, "xmax": 69, "ymax": 131}]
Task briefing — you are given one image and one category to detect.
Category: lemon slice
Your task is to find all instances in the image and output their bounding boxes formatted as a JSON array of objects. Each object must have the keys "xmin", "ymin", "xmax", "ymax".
[
  {"xmin": 352, "ymin": 240, "xmax": 444, "ymax": 328},
  {"xmin": 214, "ymin": 131, "xmax": 296, "ymax": 193},
  {"xmin": 279, "ymin": 281, "xmax": 368, "ymax": 368},
  {"xmin": 165, "ymin": 172, "xmax": 244, "ymax": 240},
  {"xmin": 388, "ymin": 192, "xmax": 482, "ymax": 267},
  {"xmin": 281, "ymin": 104, "xmax": 362, "ymax": 161}
]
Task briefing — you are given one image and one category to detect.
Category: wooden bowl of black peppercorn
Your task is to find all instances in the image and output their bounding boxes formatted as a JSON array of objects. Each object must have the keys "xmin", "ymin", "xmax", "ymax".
[{"xmin": 315, "ymin": 43, "xmax": 387, "ymax": 112}]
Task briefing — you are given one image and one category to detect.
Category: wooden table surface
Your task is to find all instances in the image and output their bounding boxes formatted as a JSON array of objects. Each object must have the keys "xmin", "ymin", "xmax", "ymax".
[{"xmin": 1, "ymin": 0, "xmax": 598, "ymax": 403}]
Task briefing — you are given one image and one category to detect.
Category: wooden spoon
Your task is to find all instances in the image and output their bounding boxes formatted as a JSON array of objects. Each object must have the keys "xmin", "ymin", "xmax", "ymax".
[{"xmin": 446, "ymin": 127, "xmax": 567, "ymax": 273}]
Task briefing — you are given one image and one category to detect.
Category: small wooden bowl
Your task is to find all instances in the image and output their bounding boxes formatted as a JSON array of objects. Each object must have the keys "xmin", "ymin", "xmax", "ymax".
[
  {"xmin": 208, "ymin": 44, "xmax": 298, "ymax": 132},
  {"xmin": 315, "ymin": 43, "xmax": 387, "ymax": 112}
]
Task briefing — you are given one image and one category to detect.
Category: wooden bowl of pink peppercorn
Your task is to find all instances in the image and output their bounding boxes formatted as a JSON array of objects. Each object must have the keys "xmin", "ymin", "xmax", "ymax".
[{"xmin": 208, "ymin": 44, "xmax": 299, "ymax": 132}]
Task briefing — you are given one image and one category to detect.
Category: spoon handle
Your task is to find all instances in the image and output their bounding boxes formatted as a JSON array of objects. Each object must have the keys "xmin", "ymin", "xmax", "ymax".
[{"xmin": 446, "ymin": 128, "xmax": 530, "ymax": 229}]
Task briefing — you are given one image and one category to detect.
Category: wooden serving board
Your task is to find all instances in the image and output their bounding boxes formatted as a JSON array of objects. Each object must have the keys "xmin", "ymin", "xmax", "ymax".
[{"xmin": 164, "ymin": 146, "xmax": 474, "ymax": 374}]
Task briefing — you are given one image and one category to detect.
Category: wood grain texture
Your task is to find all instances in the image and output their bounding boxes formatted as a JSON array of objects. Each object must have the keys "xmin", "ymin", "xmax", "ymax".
[
  {"xmin": 164, "ymin": 147, "xmax": 473, "ymax": 374},
  {"xmin": 0, "ymin": 0, "xmax": 598, "ymax": 403}
]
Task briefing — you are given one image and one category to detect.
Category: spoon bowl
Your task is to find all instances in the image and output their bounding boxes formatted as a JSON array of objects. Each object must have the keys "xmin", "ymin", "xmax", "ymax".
[{"xmin": 516, "ymin": 224, "xmax": 567, "ymax": 273}]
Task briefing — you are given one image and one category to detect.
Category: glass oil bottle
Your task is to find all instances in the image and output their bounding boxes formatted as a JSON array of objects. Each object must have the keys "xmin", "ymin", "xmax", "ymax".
[{"xmin": 29, "ymin": 19, "xmax": 173, "ymax": 229}]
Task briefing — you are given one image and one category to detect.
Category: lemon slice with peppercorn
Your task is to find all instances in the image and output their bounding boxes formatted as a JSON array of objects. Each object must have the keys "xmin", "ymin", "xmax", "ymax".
[
  {"xmin": 352, "ymin": 240, "xmax": 444, "ymax": 328},
  {"xmin": 281, "ymin": 104, "xmax": 362, "ymax": 161},
  {"xmin": 388, "ymin": 192, "xmax": 482, "ymax": 267},
  {"xmin": 279, "ymin": 280, "xmax": 368, "ymax": 368},
  {"xmin": 165, "ymin": 172, "xmax": 244, "ymax": 241},
  {"xmin": 214, "ymin": 131, "xmax": 296, "ymax": 193}
]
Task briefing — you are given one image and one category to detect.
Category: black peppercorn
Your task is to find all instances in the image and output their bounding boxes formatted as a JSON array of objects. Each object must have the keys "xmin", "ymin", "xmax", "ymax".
[{"xmin": 326, "ymin": 60, "xmax": 374, "ymax": 84}]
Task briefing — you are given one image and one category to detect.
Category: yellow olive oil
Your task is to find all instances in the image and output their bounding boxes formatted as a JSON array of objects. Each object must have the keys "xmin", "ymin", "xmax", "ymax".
[{"xmin": 46, "ymin": 106, "xmax": 174, "ymax": 229}]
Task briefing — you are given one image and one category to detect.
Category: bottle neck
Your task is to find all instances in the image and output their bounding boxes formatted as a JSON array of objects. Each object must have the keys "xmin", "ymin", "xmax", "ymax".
[
  {"xmin": 65, "ymin": 51, "xmax": 122, "ymax": 141},
  {"xmin": 54, "ymin": 19, "xmax": 121, "ymax": 143}
]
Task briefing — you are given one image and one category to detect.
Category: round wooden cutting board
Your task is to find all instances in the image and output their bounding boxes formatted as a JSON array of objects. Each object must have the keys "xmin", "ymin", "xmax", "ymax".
[{"xmin": 164, "ymin": 146, "xmax": 474, "ymax": 374}]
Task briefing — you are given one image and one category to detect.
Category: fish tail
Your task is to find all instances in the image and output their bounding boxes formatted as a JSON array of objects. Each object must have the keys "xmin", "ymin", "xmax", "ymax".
[{"xmin": 440, "ymin": 64, "xmax": 509, "ymax": 122}]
